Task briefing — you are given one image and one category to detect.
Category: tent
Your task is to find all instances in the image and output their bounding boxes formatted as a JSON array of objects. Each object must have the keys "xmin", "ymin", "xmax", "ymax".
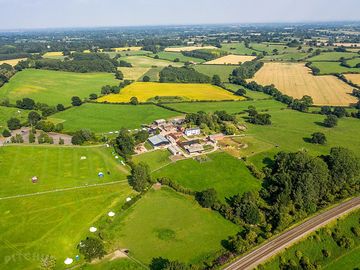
[
  {"xmin": 64, "ymin": 258, "xmax": 73, "ymax": 265},
  {"xmin": 98, "ymin": 172, "xmax": 104, "ymax": 178}
]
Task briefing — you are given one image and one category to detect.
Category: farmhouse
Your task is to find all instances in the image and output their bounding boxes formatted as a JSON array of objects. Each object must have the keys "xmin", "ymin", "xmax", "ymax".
[
  {"xmin": 184, "ymin": 127, "xmax": 201, "ymax": 136},
  {"xmin": 148, "ymin": 135, "xmax": 170, "ymax": 147}
]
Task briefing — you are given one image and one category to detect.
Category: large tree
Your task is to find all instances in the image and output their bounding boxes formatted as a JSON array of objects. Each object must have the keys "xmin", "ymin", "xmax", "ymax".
[
  {"xmin": 77, "ymin": 237, "xmax": 106, "ymax": 262},
  {"xmin": 129, "ymin": 162, "xmax": 151, "ymax": 191}
]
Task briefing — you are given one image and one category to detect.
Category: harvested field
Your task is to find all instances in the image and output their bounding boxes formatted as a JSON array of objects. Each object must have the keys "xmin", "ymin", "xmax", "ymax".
[
  {"xmin": 345, "ymin": 74, "xmax": 360, "ymax": 85},
  {"xmin": 118, "ymin": 67, "xmax": 150, "ymax": 80},
  {"xmin": 112, "ymin": 46, "xmax": 142, "ymax": 51},
  {"xmin": 204, "ymin": 54, "xmax": 256, "ymax": 65},
  {"xmin": 0, "ymin": 58, "xmax": 27, "ymax": 66},
  {"xmin": 98, "ymin": 82, "xmax": 242, "ymax": 103},
  {"xmin": 165, "ymin": 46, "xmax": 217, "ymax": 52},
  {"xmin": 250, "ymin": 62, "xmax": 357, "ymax": 106}
]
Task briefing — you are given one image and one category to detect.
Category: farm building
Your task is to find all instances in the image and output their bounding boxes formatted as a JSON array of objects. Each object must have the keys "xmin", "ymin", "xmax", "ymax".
[
  {"xmin": 184, "ymin": 127, "xmax": 201, "ymax": 136},
  {"xmin": 208, "ymin": 133, "xmax": 225, "ymax": 143},
  {"xmin": 154, "ymin": 119, "xmax": 166, "ymax": 126},
  {"xmin": 183, "ymin": 144, "xmax": 204, "ymax": 154},
  {"xmin": 148, "ymin": 135, "xmax": 170, "ymax": 147},
  {"xmin": 168, "ymin": 145, "xmax": 182, "ymax": 155}
]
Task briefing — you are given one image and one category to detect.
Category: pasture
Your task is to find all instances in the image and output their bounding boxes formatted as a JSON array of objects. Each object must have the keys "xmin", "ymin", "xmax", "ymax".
[
  {"xmin": 42, "ymin": 51, "xmax": 66, "ymax": 59},
  {"xmin": 0, "ymin": 145, "xmax": 129, "ymax": 197},
  {"xmin": 308, "ymin": 51, "xmax": 359, "ymax": 61},
  {"xmin": 0, "ymin": 182, "xmax": 134, "ymax": 270},
  {"xmin": 220, "ymin": 42, "xmax": 257, "ymax": 55},
  {"xmin": 310, "ymin": 61, "xmax": 360, "ymax": 74},
  {"xmin": 112, "ymin": 47, "xmax": 142, "ymax": 52},
  {"xmin": 263, "ymin": 52, "xmax": 309, "ymax": 61},
  {"xmin": 0, "ymin": 69, "xmax": 118, "ymax": 106},
  {"xmin": 139, "ymin": 67, "xmax": 162, "ymax": 81},
  {"xmin": 0, "ymin": 58, "xmax": 27, "ymax": 66},
  {"xmin": 250, "ymin": 62, "xmax": 357, "ymax": 106},
  {"xmin": 152, "ymin": 152, "xmax": 261, "ymax": 201},
  {"xmin": 118, "ymin": 67, "xmax": 150, "ymax": 81},
  {"xmin": 0, "ymin": 106, "xmax": 28, "ymax": 132},
  {"xmin": 97, "ymin": 82, "xmax": 242, "ymax": 103},
  {"xmin": 164, "ymin": 46, "xmax": 217, "ymax": 52},
  {"xmin": 346, "ymin": 57, "xmax": 360, "ymax": 67},
  {"xmin": 261, "ymin": 209, "xmax": 360, "ymax": 270},
  {"xmin": 133, "ymin": 149, "xmax": 171, "ymax": 171},
  {"xmin": 345, "ymin": 74, "xmax": 360, "ymax": 85},
  {"xmin": 120, "ymin": 56, "xmax": 182, "ymax": 68},
  {"xmin": 50, "ymin": 103, "xmax": 180, "ymax": 133},
  {"xmin": 193, "ymin": 64, "xmax": 238, "ymax": 82},
  {"xmin": 102, "ymin": 188, "xmax": 239, "ymax": 264},
  {"xmin": 204, "ymin": 54, "xmax": 256, "ymax": 65},
  {"xmin": 151, "ymin": 52, "xmax": 204, "ymax": 63}
]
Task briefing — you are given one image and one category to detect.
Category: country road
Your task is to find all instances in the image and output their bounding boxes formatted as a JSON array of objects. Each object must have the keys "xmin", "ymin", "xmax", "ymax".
[{"xmin": 224, "ymin": 196, "xmax": 360, "ymax": 270}]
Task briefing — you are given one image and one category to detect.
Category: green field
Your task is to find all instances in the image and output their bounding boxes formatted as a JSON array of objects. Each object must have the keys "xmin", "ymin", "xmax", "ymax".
[
  {"xmin": 193, "ymin": 64, "xmax": 239, "ymax": 82},
  {"xmin": 101, "ymin": 188, "xmax": 239, "ymax": 264},
  {"xmin": 250, "ymin": 43, "xmax": 310, "ymax": 55},
  {"xmin": 0, "ymin": 106, "xmax": 29, "ymax": 132},
  {"xmin": 261, "ymin": 209, "xmax": 360, "ymax": 270},
  {"xmin": 263, "ymin": 52, "xmax": 309, "ymax": 61},
  {"xmin": 151, "ymin": 52, "xmax": 204, "ymax": 63},
  {"xmin": 165, "ymin": 99, "xmax": 285, "ymax": 114},
  {"xmin": 0, "ymin": 69, "xmax": 118, "ymax": 106},
  {"xmin": 308, "ymin": 51, "xmax": 359, "ymax": 61},
  {"xmin": 220, "ymin": 42, "xmax": 258, "ymax": 55},
  {"xmin": 81, "ymin": 259, "xmax": 144, "ymax": 270},
  {"xmin": 49, "ymin": 103, "xmax": 181, "ymax": 133},
  {"xmin": 120, "ymin": 56, "xmax": 183, "ymax": 68},
  {"xmin": 224, "ymin": 83, "xmax": 272, "ymax": 100},
  {"xmin": 0, "ymin": 182, "xmax": 134, "ymax": 270},
  {"xmin": 310, "ymin": 61, "xmax": 360, "ymax": 74},
  {"xmin": 346, "ymin": 57, "xmax": 360, "ymax": 67},
  {"xmin": 139, "ymin": 67, "xmax": 163, "ymax": 81},
  {"xmin": 153, "ymin": 152, "xmax": 261, "ymax": 201},
  {"xmin": 133, "ymin": 150, "xmax": 172, "ymax": 171},
  {"xmin": 0, "ymin": 145, "xmax": 129, "ymax": 197}
]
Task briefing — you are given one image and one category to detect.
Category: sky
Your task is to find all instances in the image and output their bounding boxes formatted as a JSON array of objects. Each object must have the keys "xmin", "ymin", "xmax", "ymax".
[{"xmin": 0, "ymin": 0, "xmax": 359, "ymax": 30}]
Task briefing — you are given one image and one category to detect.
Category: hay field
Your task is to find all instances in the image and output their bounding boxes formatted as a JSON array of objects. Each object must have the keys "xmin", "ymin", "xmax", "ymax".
[
  {"xmin": 345, "ymin": 74, "xmax": 360, "ymax": 85},
  {"xmin": 98, "ymin": 82, "xmax": 242, "ymax": 103},
  {"xmin": 118, "ymin": 67, "xmax": 150, "ymax": 80},
  {"xmin": 42, "ymin": 51, "xmax": 66, "ymax": 59},
  {"xmin": 204, "ymin": 54, "xmax": 256, "ymax": 65},
  {"xmin": 165, "ymin": 45, "xmax": 217, "ymax": 52},
  {"xmin": 120, "ymin": 55, "xmax": 183, "ymax": 68},
  {"xmin": 250, "ymin": 63, "xmax": 357, "ymax": 106},
  {"xmin": 112, "ymin": 46, "xmax": 142, "ymax": 52},
  {"xmin": 0, "ymin": 58, "xmax": 27, "ymax": 66}
]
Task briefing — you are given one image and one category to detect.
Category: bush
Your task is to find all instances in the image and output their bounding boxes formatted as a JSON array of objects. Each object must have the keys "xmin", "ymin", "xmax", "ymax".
[
  {"xmin": 143, "ymin": 75, "xmax": 150, "ymax": 82},
  {"xmin": 322, "ymin": 249, "xmax": 330, "ymax": 258},
  {"xmin": 324, "ymin": 114, "xmax": 338, "ymax": 128},
  {"xmin": 310, "ymin": 132, "xmax": 327, "ymax": 145},
  {"xmin": 7, "ymin": 117, "xmax": 21, "ymax": 130},
  {"xmin": 2, "ymin": 129, "xmax": 11, "ymax": 137},
  {"xmin": 71, "ymin": 129, "xmax": 95, "ymax": 145},
  {"xmin": 196, "ymin": 189, "xmax": 218, "ymax": 208}
]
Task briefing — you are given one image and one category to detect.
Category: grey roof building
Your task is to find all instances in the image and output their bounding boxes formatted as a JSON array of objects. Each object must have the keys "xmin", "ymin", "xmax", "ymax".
[{"xmin": 148, "ymin": 135, "xmax": 170, "ymax": 147}]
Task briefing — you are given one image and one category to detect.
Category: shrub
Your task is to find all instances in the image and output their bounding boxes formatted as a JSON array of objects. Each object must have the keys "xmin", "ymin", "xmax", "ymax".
[{"xmin": 2, "ymin": 129, "xmax": 11, "ymax": 137}]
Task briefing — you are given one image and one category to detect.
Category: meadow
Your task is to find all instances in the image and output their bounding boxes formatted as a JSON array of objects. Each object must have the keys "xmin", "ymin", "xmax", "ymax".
[
  {"xmin": 224, "ymin": 83, "xmax": 272, "ymax": 100},
  {"xmin": 204, "ymin": 54, "xmax": 255, "ymax": 65},
  {"xmin": 250, "ymin": 62, "xmax": 357, "ymax": 106},
  {"xmin": 133, "ymin": 149, "xmax": 172, "ymax": 171},
  {"xmin": 151, "ymin": 52, "xmax": 204, "ymax": 63},
  {"xmin": 0, "ymin": 106, "xmax": 28, "ymax": 132},
  {"xmin": 260, "ymin": 209, "xmax": 360, "ymax": 270},
  {"xmin": 164, "ymin": 46, "xmax": 217, "ymax": 52},
  {"xmin": 249, "ymin": 42, "xmax": 309, "ymax": 55},
  {"xmin": 101, "ymin": 188, "xmax": 239, "ymax": 264},
  {"xmin": 152, "ymin": 152, "xmax": 261, "ymax": 201},
  {"xmin": 138, "ymin": 67, "xmax": 163, "ymax": 81},
  {"xmin": 0, "ymin": 69, "xmax": 118, "ymax": 106},
  {"xmin": 308, "ymin": 51, "xmax": 359, "ymax": 61},
  {"xmin": 120, "ymin": 56, "xmax": 183, "ymax": 68},
  {"xmin": 97, "ymin": 82, "xmax": 242, "ymax": 103},
  {"xmin": 50, "ymin": 103, "xmax": 181, "ymax": 133},
  {"xmin": 0, "ymin": 182, "xmax": 134, "ymax": 270},
  {"xmin": 118, "ymin": 67, "xmax": 150, "ymax": 81},
  {"xmin": 0, "ymin": 145, "xmax": 129, "ymax": 197},
  {"xmin": 310, "ymin": 61, "xmax": 360, "ymax": 74},
  {"xmin": 220, "ymin": 42, "xmax": 257, "ymax": 55},
  {"xmin": 263, "ymin": 52, "xmax": 309, "ymax": 61},
  {"xmin": 42, "ymin": 51, "xmax": 66, "ymax": 60},
  {"xmin": 0, "ymin": 58, "xmax": 27, "ymax": 66},
  {"xmin": 193, "ymin": 64, "xmax": 239, "ymax": 82}
]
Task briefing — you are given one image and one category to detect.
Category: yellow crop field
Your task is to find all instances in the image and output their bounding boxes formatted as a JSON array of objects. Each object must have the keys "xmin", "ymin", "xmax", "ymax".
[
  {"xmin": 43, "ymin": 51, "xmax": 64, "ymax": 57},
  {"xmin": 0, "ymin": 58, "xmax": 27, "ymax": 66},
  {"xmin": 205, "ymin": 55, "xmax": 256, "ymax": 65},
  {"xmin": 98, "ymin": 82, "xmax": 242, "ymax": 103},
  {"xmin": 345, "ymin": 74, "xmax": 360, "ymax": 85},
  {"xmin": 113, "ymin": 47, "xmax": 142, "ymax": 52},
  {"xmin": 118, "ymin": 67, "xmax": 150, "ymax": 80},
  {"xmin": 165, "ymin": 46, "xmax": 217, "ymax": 52},
  {"xmin": 250, "ymin": 63, "xmax": 357, "ymax": 106}
]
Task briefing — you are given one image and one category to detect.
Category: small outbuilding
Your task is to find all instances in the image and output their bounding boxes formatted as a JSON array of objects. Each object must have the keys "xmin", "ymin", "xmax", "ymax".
[{"xmin": 184, "ymin": 127, "xmax": 201, "ymax": 136}]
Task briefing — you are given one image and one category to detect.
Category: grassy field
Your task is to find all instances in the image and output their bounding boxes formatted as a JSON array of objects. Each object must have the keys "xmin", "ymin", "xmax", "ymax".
[
  {"xmin": 261, "ymin": 209, "xmax": 360, "ymax": 270},
  {"xmin": 204, "ymin": 55, "xmax": 255, "ymax": 65},
  {"xmin": 120, "ymin": 56, "xmax": 183, "ymax": 68},
  {"xmin": 250, "ymin": 43, "xmax": 309, "ymax": 55},
  {"xmin": 133, "ymin": 150, "xmax": 172, "ymax": 171},
  {"xmin": 118, "ymin": 67, "xmax": 150, "ymax": 80},
  {"xmin": 346, "ymin": 57, "xmax": 360, "ymax": 67},
  {"xmin": 0, "ymin": 145, "xmax": 129, "ymax": 197},
  {"xmin": 138, "ymin": 67, "xmax": 163, "ymax": 81},
  {"xmin": 97, "ymin": 82, "xmax": 243, "ymax": 103},
  {"xmin": 151, "ymin": 52, "xmax": 204, "ymax": 63},
  {"xmin": 50, "ymin": 103, "xmax": 181, "ymax": 133},
  {"xmin": 250, "ymin": 62, "xmax": 357, "ymax": 106},
  {"xmin": 152, "ymin": 152, "xmax": 261, "ymax": 201},
  {"xmin": 224, "ymin": 83, "xmax": 272, "ymax": 100},
  {"xmin": 42, "ymin": 51, "xmax": 66, "ymax": 59},
  {"xmin": 308, "ymin": 51, "xmax": 359, "ymax": 61},
  {"xmin": 193, "ymin": 64, "xmax": 238, "ymax": 82},
  {"xmin": 0, "ymin": 69, "xmax": 118, "ymax": 106},
  {"xmin": 81, "ymin": 259, "xmax": 144, "ymax": 270},
  {"xmin": 165, "ymin": 99, "xmax": 285, "ymax": 114},
  {"xmin": 220, "ymin": 42, "xmax": 257, "ymax": 55},
  {"xmin": 0, "ymin": 58, "xmax": 27, "ymax": 66},
  {"xmin": 263, "ymin": 52, "xmax": 309, "ymax": 61},
  {"xmin": 0, "ymin": 182, "xmax": 134, "ymax": 270},
  {"xmin": 164, "ymin": 46, "xmax": 217, "ymax": 52},
  {"xmin": 102, "ymin": 188, "xmax": 239, "ymax": 264},
  {"xmin": 0, "ymin": 106, "xmax": 28, "ymax": 132},
  {"xmin": 345, "ymin": 74, "xmax": 360, "ymax": 85},
  {"xmin": 310, "ymin": 61, "xmax": 360, "ymax": 74}
]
